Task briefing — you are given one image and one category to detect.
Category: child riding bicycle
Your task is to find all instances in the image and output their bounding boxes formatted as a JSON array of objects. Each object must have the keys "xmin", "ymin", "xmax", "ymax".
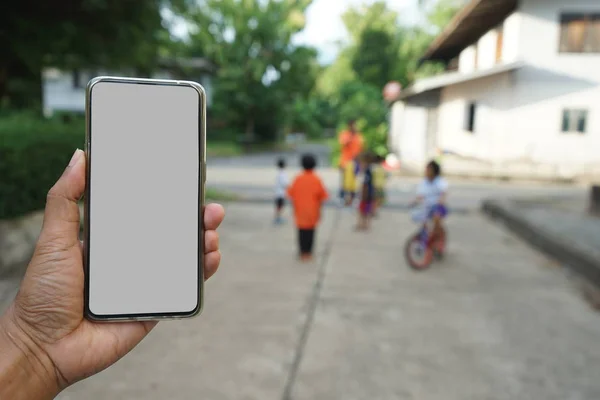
[{"xmin": 409, "ymin": 160, "xmax": 448, "ymax": 242}]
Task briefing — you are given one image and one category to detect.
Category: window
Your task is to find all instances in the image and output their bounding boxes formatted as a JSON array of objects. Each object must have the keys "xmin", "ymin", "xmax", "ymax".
[
  {"xmin": 561, "ymin": 109, "xmax": 588, "ymax": 133},
  {"xmin": 465, "ymin": 102, "xmax": 477, "ymax": 133},
  {"xmin": 559, "ymin": 13, "xmax": 600, "ymax": 53}
]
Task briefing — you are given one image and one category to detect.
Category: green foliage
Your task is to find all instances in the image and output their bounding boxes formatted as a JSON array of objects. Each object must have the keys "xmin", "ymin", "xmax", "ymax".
[
  {"xmin": 183, "ymin": 0, "xmax": 318, "ymax": 142},
  {"xmin": 319, "ymin": 0, "xmax": 461, "ymax": 165},
  {"xmin": 341, "ymin": 1, "xmax": 400, "ymax": 42},
  {"xmin": 0, "ymin": 114, "xmax": 84, "ymax": 219},
  {"xmin": 352, "ymin": 29, "xmax": 396, "ymax": 90},
  {"xmin": 0, "ymin": 1, "xmax": 182, "ymax": 109}
]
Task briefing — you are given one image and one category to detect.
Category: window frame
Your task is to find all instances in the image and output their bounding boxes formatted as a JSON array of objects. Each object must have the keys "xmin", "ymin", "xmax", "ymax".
[
  {"xmin": 559, "ymin": 12, "xmax": 600, "ymax": 54},
  {"xmin": 465, "ymin": 102, "xmax": 477, "ymax": 133},
  {"xmin": 561, "ymin": 108, "xmax": 588, "ymax": 134}
]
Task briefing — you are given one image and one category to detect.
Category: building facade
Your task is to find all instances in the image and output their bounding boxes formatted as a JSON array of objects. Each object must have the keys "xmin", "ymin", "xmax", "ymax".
[
  {"xmin": 42, "ymin": 58, "xmax": 214, "ymax": 117},
  {"xmin": 390, "ymin": 0, "xmax": 600, "ymax": 179}
]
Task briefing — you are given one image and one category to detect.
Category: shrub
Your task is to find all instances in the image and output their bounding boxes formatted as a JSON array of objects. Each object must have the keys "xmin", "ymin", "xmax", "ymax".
[{"xmin": 0, "ymin": 113, "xmax": 84, "ymax": 219}]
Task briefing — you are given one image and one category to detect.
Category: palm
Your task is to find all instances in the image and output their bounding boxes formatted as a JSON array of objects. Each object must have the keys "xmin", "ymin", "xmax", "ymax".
[{"xmin": 16, "ymin": 237, "xmax": 156, "ymax": 386}]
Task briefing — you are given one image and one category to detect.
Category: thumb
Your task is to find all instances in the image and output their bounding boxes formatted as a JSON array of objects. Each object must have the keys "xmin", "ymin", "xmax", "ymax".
[{"xmin": 37, "ymin": 149, "xmax": 86, "ymax": 250}]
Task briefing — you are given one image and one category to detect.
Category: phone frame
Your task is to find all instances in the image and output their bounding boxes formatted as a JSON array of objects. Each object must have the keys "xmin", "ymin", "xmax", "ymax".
[{"xmin": 83, "ymin": 76, "xmax": 207, "ymax": 322}]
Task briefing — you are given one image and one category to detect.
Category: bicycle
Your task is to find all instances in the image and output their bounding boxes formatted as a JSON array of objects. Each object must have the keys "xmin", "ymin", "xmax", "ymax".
[{"xmin": 404, "ymin": 205, "xmax": 447, "ymax": 270}]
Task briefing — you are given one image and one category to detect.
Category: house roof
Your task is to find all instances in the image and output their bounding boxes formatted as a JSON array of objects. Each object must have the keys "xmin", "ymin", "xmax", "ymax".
[
  {"xmin": 398, "ymin": 60, "xmax": 523, "ymax": 100},
  {"xmin": 420, "ymin": 0, "xmax": 518, "ymax": 64}
]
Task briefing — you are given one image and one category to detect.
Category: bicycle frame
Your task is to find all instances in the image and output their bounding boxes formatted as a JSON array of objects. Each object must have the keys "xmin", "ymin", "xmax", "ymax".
[{"xmin": 417, "ymin": 220, "xmax": 433, "ymax": 248}]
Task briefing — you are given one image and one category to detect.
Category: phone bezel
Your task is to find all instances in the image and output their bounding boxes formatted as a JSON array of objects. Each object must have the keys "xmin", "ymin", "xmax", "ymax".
[{"xmin": 84, "ymin": 76, "xmax": 207, "ymax": 322}]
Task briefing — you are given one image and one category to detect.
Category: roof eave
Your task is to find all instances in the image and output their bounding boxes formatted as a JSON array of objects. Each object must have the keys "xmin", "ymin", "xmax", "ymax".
[{"xmin": 421, "ymin": 0, "xmax": 518, "ymax": 63}]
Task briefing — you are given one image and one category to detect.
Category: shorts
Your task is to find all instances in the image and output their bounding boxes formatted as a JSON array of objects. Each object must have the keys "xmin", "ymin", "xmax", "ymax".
[
  {"xmin": 428, "ymin": 204, "xmax": 448, "ymax": 219},
  {"xmin": 275, "ymin": 197, "xmax": 285, "ymax": 209},
  {"xmin": 359, "ymin": 200, "xmax": 373, "ymax": 215},
  {"xmin": 375, "ymin": 189, "xmax": 385, "ymax": 200},
  {"xmin": 298, "ymin": 228, "xmax": 315, "ymax": 254}
]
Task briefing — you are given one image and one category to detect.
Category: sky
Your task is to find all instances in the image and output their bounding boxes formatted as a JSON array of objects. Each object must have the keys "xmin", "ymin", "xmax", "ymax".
[{"xmin": 293, "ymin": 0, "xmax": 423, "ymax": 64}]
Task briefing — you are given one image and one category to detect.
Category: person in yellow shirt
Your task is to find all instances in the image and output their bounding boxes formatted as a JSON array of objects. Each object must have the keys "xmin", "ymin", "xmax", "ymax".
[
  {"xmin": 342, "ymin": 157, "xmax": 359, "ymax": 206},
  {"xmin": 338, "ymin": 120, "xmax": 364, "ymax": 202}
]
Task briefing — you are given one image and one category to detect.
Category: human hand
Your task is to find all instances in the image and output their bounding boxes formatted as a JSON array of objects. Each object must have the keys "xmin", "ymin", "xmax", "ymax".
[{"xmin": 0, "ymin": 149, "xmax": 225, "ymax": 399}]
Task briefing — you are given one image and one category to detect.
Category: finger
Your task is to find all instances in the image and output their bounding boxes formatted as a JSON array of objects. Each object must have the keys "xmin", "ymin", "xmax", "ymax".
[
  {"xmin": 38, "ymin": 149, "xmax": 86, "ymax": 248},
  {"xmin": 204, "ymin": 251, "xmax": 221, "ymax": 280},
  {"xmin": 204, "ymin": 203, "xmax": 225, "ymax": 231},
  {"xmin": 204, "ymin": 230, "xmax": 219, "ymax": 254}
]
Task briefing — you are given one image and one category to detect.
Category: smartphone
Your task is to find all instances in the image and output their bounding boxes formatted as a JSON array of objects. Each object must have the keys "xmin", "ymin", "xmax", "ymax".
[{"xmin": 84, "ymin": 76, "xmax": 206, "ymax": 321}]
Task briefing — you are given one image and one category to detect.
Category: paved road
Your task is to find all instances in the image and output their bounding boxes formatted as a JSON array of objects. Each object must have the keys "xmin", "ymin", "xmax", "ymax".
[
  {"xmin": 4, "ymin": 146, "xmax": 599, "ymax": 399},
  {"xmin": 57, "ymin": 203, "xmax": 600, "ymax": 399},
  {"xmin": 58, "ymin": 204, "xmax": 600, "ymax": 397},
  {"xmin": 206, "ymin": 144, "xmax": 586, "ymax": 212}
]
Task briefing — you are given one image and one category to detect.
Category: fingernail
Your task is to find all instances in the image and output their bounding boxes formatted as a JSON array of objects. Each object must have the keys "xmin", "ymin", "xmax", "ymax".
[{"xmin": 68, "ymin": 149, "xmax": 83, "ymax": 167}]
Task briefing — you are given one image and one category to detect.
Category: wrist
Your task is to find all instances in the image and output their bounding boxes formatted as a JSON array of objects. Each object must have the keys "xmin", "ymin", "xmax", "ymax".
[{"xmin": 0, "ymin": 306, "xmax": 61, "ymax": 400}]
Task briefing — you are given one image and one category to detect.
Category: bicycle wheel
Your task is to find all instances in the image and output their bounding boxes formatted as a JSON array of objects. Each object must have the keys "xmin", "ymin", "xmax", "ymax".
[{"xmin": 404, "ymin": 233, "xmax": 434, "ymax": 270}]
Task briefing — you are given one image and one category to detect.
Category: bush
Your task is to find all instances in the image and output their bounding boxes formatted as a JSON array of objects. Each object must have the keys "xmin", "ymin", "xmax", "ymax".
[{"xmin": 0, "ymin": 113, "xmax": 84, "ymax": 219}]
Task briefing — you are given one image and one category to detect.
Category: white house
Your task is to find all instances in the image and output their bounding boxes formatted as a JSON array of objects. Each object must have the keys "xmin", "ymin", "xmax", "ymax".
[
  {"xmin": 389, "ymin": 0, "xmax": 600, "ymax": 180},
  {"xmin": 42, "ymin": 57, "xmax": 215, "ymax": 117}
]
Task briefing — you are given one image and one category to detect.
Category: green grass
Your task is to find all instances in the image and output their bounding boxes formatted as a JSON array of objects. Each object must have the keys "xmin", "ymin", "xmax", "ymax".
[
  {"xmin": 206, "ymin": 142, "xmax": 243, "ymax": 158},
  {"xmin": 205, "ymin": 187, "xmax": 240, "ymax": 202},
  {"xmin": 206, "ymin": 140, "xmax": 295, "ymax": 157}
]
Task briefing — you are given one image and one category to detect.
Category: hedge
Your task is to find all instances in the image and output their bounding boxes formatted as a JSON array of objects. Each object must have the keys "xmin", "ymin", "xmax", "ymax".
[{"xmin": 0, "ymin": 113, "xmax": 84, "ymax": 219}]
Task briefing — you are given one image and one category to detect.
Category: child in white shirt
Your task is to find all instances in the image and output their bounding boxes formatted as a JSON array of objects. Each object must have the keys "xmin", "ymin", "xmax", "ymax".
[{"xmin": 411, "ymin": 160, "xmax": 449, "ymax": 237}]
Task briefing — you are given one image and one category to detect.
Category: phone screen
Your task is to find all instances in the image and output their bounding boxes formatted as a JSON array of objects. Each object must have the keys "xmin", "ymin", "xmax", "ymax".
[{"xmin": 87, "ymin": 80, "xmax": 203, "ymax": 318}]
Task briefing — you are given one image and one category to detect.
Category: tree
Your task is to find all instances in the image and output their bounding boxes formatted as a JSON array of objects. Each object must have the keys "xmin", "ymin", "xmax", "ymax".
[
  {"xmin": 0, "ymin": 1, "xmax": 185, "ymax": 109},
  {"xmin": 184, "ymin": 0, "xmax": 317, "ymax": 141},
  {"xmin": 341, "ymin": 1, "xmax": 399, "ymax": 42},
  {"xmin": 351, "ymin": 29, "xmax": 396, "ymax": 90},
  {"xmin": 316, "ymin": 0, "xmax": 462, "ymax": 162}
]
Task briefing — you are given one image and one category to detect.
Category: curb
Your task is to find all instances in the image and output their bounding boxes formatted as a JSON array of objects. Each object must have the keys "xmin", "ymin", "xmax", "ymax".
[{"xmin": 482, "ymin": 200, "xmax": 600, "ymax": 288}]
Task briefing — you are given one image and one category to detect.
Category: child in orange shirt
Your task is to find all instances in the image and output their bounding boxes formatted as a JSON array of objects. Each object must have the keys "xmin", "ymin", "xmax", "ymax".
[{"xmin": 287, "ymin": 154, "xmax": 329, "ymax": 262}]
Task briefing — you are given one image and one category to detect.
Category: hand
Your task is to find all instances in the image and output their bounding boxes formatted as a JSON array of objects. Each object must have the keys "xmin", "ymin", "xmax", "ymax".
[{"xmin": 0, "ymin": 149, "xmax": 225, "ymax": 398}]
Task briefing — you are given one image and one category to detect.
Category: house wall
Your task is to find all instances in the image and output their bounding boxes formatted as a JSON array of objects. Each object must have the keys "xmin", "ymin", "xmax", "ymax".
[
  {"xmin": 437, "ymin": 72, "xmax": 515, "ymax": 162},
  {"xmin": 389, "ymin": 102, "xmax": 405, "ymax": 154},
  {"xmin": 459, "ymin": 46, "xmax": 477, "ymax": 73},
  {"xmin": 458, "ymin": 11, "xmax": 521, "ymax": 72},
  {"xmin": 42, "ymin": 69, "xmax": 213, "ymax": 116},
  {"xmin": 390, "ymin": 91, "xmax": 441, "ymax": 169},
  {"xmin": 476, "ymin": 30, "xmax": 498, "ymax": 70},
  {"xmin": 421, "ymin": 0, "xmax": 600, "ymax": 179},
  {"xmin": 42, "ymin": 69, "xmax": 95, "ymax": 115},
  {"xmin": 508, "ymin": 0, "xmax": 600, "ymax": 174},
  {"xmin": 400, "ymin": 105, "xmax": 428, "ymax": 168},
  {"xmin": 502, "ymin": 12, "xmax": 521, "ymax": 63}
]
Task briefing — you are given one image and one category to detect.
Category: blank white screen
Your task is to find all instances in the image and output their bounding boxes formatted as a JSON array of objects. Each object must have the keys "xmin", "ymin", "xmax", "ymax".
[{"xmin": 88, "ymin": 81, "xmax": 201, "ymax": 316}]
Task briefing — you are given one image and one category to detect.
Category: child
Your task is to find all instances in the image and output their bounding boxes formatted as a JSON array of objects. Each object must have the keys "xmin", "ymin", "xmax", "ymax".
[
  {"xmin": 287, "ymin": 154, "xmax": 329, "ymax": 261},
  {"xmin": 410, "ymin": 160, "xmax": 449, "ymax": 240},
  {"xmin": 372, "ymin": 154, "xmax": 387, "ymax": 217},
  {"xmin": 357, "ymin": 152, "xmax": 375, "ymax": 231},
  {"xmin": 342, "ymin": 156, "xmax": 360, "ymax": 207},
  {"xmin": 274, "ymin": 158, "xmax": 289, "ymax": 224}
]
